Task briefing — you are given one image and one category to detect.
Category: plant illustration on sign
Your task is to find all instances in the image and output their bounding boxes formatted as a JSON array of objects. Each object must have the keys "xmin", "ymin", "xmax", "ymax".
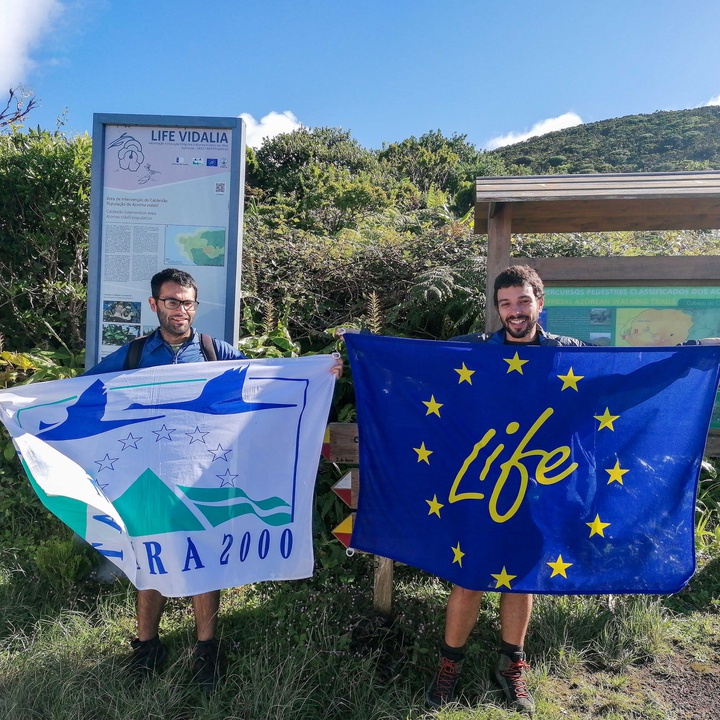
[{"xmin": 108, "ymin": 133, "xmax": 160, "ymax": 183}]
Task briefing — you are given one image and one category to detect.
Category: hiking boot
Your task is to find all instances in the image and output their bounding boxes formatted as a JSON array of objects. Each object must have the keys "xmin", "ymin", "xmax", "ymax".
[
  {"xmin": 494, "ymin": 653, "xmax": 535, "ymax": 714},
  {"xmin": 128, "ymin": 636, "xmax": 167, "ymax": 679},
  {"xmin": 192, "ymin": 638, "xmax": 226, "ymax": 694},
  {"xmin": 426, "ymin": 654, "xmax": 464, "ymax": 708}
]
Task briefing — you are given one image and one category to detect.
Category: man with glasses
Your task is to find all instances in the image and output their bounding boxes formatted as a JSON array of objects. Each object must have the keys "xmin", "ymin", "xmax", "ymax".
[{"xmin": 86, "ymin": 267, "xmax": 246, "ymax": 693}]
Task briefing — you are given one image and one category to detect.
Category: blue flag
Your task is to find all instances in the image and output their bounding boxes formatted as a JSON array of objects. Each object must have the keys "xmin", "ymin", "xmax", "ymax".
[{"xmin": 345, "ymin": 333, "xmax": 720, "ymax": 594}]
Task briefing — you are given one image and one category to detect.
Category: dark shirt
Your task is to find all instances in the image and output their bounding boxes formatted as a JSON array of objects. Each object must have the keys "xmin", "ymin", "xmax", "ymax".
[{"xmin": 450, "ymin": 326, "xmax": 587, "ymax": 347}]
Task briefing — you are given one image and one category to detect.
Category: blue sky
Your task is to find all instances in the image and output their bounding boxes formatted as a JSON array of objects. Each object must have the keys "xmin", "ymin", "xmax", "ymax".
[{"xmin": 3, "ymin": 0, "xmax": 720, "ymax": 150}]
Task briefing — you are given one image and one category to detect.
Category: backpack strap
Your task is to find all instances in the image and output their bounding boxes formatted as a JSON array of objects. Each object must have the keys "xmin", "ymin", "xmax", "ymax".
[
  {"xmin": 125, "ymin": 332, "xmax": 217, "ymax": 369},
  {"xmin": 199, "ymin": 333, "xmax": 218, "ymax": 362},
  {"xmin": 124, "ymin": 335, "xmax": 150, "ymax": 370}
]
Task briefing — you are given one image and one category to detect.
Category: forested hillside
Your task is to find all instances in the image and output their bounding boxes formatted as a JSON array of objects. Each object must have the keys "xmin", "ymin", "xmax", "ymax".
[
  {"xmin": 489, "ymin": 105, "xmax": 720, "ymax": 174},
  {"xmin": 3, "ymin": 105, "xmax": 720, "ymax": 357}
]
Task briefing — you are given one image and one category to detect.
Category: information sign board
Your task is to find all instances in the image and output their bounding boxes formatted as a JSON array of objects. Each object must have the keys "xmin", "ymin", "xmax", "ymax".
[
  {"xmin": 543, "ymin": 286, "xmax": 720, "ymax": 428},
  {"xmin": 86, "ymin": 114, "xmax": 245, "ymax": 367}
]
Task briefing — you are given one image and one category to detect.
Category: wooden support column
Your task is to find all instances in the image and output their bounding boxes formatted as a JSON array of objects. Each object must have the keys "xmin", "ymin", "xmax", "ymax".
[{"xmin": 485, "ymin": 202, "xmax": 512, "ymax": 333}]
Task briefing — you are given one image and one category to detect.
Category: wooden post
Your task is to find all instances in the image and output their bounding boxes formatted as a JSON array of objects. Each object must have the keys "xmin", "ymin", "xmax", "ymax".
[
  {"xmin": 373, "ymin": 556, "xmax": 393, "ymax": 615},
  {"xmin": 485, "ymin": 202, "xmax": 512, "ymax": 333},
  {"xmin": 324, "ymin": 423, "xmax": 395, "ymax": 613}
]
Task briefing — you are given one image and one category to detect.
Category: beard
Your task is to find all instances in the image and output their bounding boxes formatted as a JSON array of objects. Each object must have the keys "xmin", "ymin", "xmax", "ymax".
[
  {"xmin": 502, "ymin": 314, "xmax": 537, "ymax": 339},
  {"xmin": 157, "ymin": 310, "xmax": 191, "ymax": 339}
]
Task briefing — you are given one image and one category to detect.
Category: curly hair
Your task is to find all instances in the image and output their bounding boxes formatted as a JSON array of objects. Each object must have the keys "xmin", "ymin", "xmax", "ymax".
[{"xmin": 493, "ymin": 265, "xmax": 544, "ymax": 307}]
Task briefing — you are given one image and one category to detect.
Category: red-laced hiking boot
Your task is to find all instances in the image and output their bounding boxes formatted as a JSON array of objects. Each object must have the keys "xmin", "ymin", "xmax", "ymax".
[
  {"xmin": 494, "ymin": 653, "xmax": 535, "ymax": 714},
  {"xmin": 426, "ymin": 654, "xmax": 464, "ymax": 708}
]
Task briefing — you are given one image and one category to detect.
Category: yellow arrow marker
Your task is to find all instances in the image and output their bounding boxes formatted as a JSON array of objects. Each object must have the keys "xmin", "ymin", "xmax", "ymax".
[{"xmin": 331, "ymin": 513, "xmax": 355, "ymax": 549}]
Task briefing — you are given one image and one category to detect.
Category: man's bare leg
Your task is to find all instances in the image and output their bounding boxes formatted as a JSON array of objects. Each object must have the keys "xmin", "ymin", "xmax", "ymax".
[
  {"xmin": 136, "ymin": 589, "xmax": 166, "ymax": 641},
  {"xmin": 496, "ymin": 592, "xmax": 535, "ymax": 714},
  {"xmin": 130, "ymin": 589, "xmax": 168, "ymax": 677},
  {"xmin": 192, "ymin": 590, "xmax": 220, "ymax": 641},
  {"xmin": 427, "ymin": 585, "xmax": 483, "ymax": 707},
  {"xmin": 498, "ymin": 592, "xmax": 533, "ymax": 645},
  {"xmin": 191, "ymin": 591, "xmax": 224, "ymax": 694},
  {"xmin": 444, "ymin": 585, "xmax": 484, "ymax": 647}
]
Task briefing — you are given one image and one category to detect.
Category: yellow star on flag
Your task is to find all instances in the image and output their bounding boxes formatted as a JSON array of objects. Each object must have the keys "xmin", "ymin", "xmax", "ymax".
[
  {"xmin": 587, "ymin": 514, "xmax": 611, "ymax": 537},
  {"xmin": 451, "ymin": 542, "xmax": 465, "ymax": 567},
  {"xmin": 414, "ymin": 442, "xmax": 433, "ymax": 464},
  {"xmin": 606, "ymin": 459, "xmax": 629, "ymax": 485},
  {"xmin": 558, "ymin": 367, "xmax": 584, "ymax": 391},
  {"xmin": 422, "ymin": 395, "xmax": 443, "ymax": 417},
  {"xmin": 455, "ymin": 363, "xmax": 475, "ymax": 384},
  {"xmin": 504, "ymin": 352, "xmax": 529, "ymax": 374},
  {"xmin": 491, "ymin": 566, "xmax": 516, "ymax": 589},
  {"xmin": 547, "ymin": 555, "xmax": 573, "ymax": 578},
  {"xmin": 426, "ymin": 495, "xmax": 444, "ymax": 517},
  {"xmin": 594, "ymin": 407, "xmax": 620, "ymax": 431}
]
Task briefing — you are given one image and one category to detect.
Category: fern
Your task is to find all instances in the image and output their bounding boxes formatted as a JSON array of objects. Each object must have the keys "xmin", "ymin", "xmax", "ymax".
[
  {"xmin": 366, "ymin": 291, "xmax": 383, "ymax": 335},
  {"xmin": 263, "ymin": 298, "xmax": 276, "ymax": 335}
]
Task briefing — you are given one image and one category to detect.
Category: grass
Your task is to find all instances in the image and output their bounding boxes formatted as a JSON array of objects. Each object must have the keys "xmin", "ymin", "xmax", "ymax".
[
  {"xmin": 0, "ymin": 546, "xmax": 719, "ymax": 720},
  {"xmin": 2, "ymin": 465, "xmax": 720, "ymax": 720}
]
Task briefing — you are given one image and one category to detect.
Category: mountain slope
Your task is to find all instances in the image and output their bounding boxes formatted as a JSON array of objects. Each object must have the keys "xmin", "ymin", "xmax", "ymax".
[{"xmin": 489, "ymin": 106, "xmax": 720, "ymax": 175}]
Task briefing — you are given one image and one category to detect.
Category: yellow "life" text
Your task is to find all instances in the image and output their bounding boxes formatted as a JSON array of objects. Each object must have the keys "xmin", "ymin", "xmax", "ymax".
[{"xmin": 448, "ymin": 408, "xmax": 577, "ymax": 522}]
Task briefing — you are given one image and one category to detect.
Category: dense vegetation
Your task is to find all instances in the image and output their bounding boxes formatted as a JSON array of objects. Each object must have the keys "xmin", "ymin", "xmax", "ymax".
[{"xmin": 4, "ymin": 106, "xmax": 720, "ymax": 358}]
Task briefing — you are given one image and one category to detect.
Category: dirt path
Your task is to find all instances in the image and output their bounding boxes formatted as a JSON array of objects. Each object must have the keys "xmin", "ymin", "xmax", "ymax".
[{"xmin": 633, "ymin": 648, "xmax": 720, "ymax": 719}]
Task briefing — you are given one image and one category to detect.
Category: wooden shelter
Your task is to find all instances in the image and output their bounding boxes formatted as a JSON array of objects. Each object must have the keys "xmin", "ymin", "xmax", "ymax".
[
  {"xmin": 475, "ymin": 171, "xmax": 720, "ymax": 322},
  {"xmin": 473, "ymin": 170, "xmax": 720, "ymax": 453}
]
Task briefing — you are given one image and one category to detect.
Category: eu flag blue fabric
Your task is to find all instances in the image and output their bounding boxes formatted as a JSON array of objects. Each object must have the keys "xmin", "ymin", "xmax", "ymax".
[{"xmin": 344, "ymin": 333, "xmax": 720, "ymax": 594}]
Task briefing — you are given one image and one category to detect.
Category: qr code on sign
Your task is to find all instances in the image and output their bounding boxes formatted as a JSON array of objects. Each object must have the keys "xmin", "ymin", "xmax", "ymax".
[{"xmin": 215, "ymin": 182, "xmax": 226, "ymax": 194}]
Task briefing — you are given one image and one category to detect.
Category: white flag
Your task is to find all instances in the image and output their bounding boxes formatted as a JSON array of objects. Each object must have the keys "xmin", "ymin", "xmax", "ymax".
[{"xmin": 0, "ymin": 355, "xmax": 336, "ymax": 596}]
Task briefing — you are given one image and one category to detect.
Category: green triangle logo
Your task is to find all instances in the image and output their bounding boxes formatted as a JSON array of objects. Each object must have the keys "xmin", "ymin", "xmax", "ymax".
[{"xmin": 115, "ymin": 468, "xmax": 205, "ymax": 535}]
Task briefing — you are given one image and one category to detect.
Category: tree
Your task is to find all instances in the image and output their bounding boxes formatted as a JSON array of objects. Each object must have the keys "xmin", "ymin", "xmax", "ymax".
[
  {"xmin": 250, "ymin": 127, "xmax": 396, "ymax": 234},
  {"xmin": 378, "ymin": 130, "xmax": 479, "ymax": 194},
  {"xmin": 253, "ymin": 127, "xmax": 378, "ymax": 196}
]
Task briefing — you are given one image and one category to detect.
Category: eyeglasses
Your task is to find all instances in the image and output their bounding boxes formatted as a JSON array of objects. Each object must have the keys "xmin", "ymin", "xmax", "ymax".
[{"xmin": 156, "ymin": 297, "xmax": 199, "ymax": 311}]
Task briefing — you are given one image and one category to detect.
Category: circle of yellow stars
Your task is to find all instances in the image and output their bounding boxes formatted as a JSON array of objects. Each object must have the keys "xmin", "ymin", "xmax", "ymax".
[{"xmin": 413, "ymin": 349, "xmax": 630, "ymax": 589}]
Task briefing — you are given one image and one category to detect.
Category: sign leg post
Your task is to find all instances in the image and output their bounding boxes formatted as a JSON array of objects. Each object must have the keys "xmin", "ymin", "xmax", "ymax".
[{"xmin": 373, "ymin": 555, "xmax": 393, "ymax": 615}]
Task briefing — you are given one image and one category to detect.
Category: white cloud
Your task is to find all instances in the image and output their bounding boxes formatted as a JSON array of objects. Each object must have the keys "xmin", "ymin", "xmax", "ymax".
[
  {"xmin": 705, "ymin": 95, "xmax": 720, "ymax": 106},
  {"xmin": 0, "ymin": 0, "xmax": 63, "ymax": 89},
  {"xmin": 239, "ymin": 110, "xmax": 302, "ymax": 149},
  {"xmin": 485, "ymin": 112, "xmax": 584, "ymax": 150}
]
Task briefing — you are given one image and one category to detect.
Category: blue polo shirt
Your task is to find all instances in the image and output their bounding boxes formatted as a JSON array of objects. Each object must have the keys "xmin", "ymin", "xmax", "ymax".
[{"xmin": 85, "ymin": 328, "xmax": 245, "ymax": 375}]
